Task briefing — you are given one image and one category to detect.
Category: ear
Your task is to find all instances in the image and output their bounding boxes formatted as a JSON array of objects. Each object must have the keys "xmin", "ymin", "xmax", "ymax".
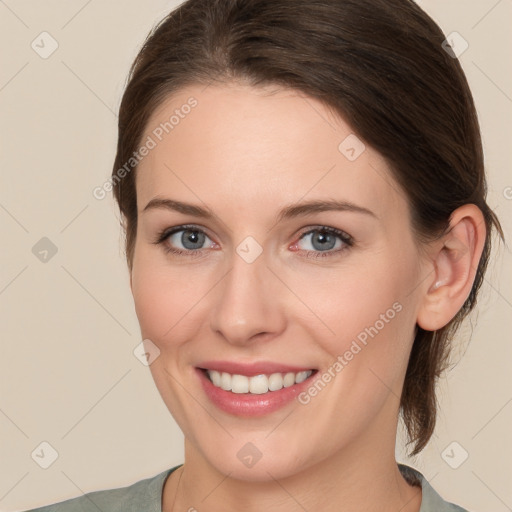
[{"xmin": 416, "ymin": 204, "xmax": 486, "ymax": 331}]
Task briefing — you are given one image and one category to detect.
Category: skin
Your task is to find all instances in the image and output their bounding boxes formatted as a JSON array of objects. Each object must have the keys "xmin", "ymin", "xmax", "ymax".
[{"xmin": 129, "ymin": 82, "xmax": 485, "ymax": 512}]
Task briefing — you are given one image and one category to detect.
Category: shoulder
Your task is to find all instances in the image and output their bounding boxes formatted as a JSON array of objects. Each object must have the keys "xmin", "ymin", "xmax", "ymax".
[
  {"xmin": 398, "ymin": 463, "xmax": 471, "ymax": 512},
  {"xmin": 22, "ymin": 465, "xmax": 181, "ymax": 512}
]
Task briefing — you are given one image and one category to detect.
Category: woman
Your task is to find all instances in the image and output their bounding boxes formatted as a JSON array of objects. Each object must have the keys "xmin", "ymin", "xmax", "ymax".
[{"xmin": 25, "ymin": 0, "xmax": 503, "ymax": 510}]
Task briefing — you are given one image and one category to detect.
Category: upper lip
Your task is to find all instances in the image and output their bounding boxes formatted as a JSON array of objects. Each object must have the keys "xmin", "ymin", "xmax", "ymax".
[{"xmin": 197, "ymin": 360, "xmax": 316, "ymax": 377}]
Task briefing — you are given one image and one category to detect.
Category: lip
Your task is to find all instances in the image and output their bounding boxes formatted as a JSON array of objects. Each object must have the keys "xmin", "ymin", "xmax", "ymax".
[
  {"xmin": 196, "ymin": 360, "xmax": 316, "ymax": 377},
  {"xmin": 195, "ymin": 366, "xmax": 318, "ymax": 417}
]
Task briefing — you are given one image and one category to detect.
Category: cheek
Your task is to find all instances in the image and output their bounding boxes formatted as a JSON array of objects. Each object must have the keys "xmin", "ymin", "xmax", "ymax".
[
  {"xmin": 286, "ymin": 261, "xmax": 418, "ymax": 439},
  {"xmin": 130, "ymin": 248, "xmax": 214, "ymax": 346},
  {"xmin": 292, "ymin": 253, "xmax": 418, "ymax": 372}
]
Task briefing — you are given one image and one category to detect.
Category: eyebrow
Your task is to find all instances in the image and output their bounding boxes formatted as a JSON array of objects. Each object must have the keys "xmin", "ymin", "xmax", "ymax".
[{"xmin": 142, "ymin": 197, "xmax": 377, "ymax": 222}]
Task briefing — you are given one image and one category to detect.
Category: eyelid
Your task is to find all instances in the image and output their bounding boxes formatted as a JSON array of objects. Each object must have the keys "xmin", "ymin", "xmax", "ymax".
[
  {"xmin": 295, "ymin": 225, "xmax": 353, "ymax": 241},
  {"xmin": 154, "ymin": 224, "xmax": 216, "ymax": 244}
]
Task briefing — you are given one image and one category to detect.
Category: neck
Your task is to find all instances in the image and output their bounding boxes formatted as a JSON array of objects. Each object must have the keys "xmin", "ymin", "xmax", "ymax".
[{"xmin": 162, "ymin": 411, "xmax": 421, "ymax": 512}]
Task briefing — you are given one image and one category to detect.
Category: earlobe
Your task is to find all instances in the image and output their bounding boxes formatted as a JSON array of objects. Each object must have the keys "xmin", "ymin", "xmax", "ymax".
[{"xmin": 416, "ymin": 204, "xmax": 486, "ymax": 332}]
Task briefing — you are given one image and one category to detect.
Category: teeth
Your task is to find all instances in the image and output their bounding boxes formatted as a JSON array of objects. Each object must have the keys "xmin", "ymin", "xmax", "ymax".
[{"xmin": 206, "ymin": 369, "xmax": 313, "ymax": 394}]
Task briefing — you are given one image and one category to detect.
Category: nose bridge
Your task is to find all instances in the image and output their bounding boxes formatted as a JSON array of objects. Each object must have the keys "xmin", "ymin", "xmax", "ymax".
[{"xmin": 210, "ymin": 240, "xmax": 284, "ymax": 345}]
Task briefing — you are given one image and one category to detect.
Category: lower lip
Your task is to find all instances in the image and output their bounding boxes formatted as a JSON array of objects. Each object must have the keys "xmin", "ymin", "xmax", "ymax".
[{"xmin": 195, "ymin": 368, "xmax": 317, "ymax": 417}]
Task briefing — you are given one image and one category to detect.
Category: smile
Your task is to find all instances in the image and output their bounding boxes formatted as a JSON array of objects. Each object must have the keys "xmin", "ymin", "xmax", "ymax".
[{"xmin": 204, "ymin": 369, "xmax": 315, "ymax": 394}]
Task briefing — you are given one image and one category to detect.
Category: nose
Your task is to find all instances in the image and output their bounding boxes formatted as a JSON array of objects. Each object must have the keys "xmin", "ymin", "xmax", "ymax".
[{"xmin": 209, "ymin": 247, "xmax": 286, "ymax": 347}]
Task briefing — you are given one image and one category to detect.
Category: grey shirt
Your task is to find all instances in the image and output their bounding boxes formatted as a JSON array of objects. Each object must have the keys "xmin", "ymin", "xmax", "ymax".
[{"xmin": 24, "ymin": 463, "xmax": 469, "ymax": 511}]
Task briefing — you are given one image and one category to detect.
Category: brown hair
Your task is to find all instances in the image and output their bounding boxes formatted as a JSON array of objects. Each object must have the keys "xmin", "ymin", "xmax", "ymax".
[{"xmin": 111, "ymin": 0, "xmax": 503, "ymax": 456}]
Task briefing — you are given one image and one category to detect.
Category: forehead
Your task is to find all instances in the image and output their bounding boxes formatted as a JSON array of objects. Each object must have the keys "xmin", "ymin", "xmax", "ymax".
[{"xmin": 135, "ymin": 83, "xmax": 409, "ymax": 227}]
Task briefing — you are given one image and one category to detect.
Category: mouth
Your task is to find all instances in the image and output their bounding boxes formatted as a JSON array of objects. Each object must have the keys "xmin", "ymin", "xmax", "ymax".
[
  {"xmin": 194, "ymin": 360, "xmax": 321, "ymax": 416},
  {"xmin": 198, "ymin": 368, "xmax": 318, "ymax": 395}
]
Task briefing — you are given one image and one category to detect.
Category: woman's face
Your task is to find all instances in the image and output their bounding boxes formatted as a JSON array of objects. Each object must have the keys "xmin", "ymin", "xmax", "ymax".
[{"xmin": 131, "ymin": 83, "xmax": 428, "ymax": 481}]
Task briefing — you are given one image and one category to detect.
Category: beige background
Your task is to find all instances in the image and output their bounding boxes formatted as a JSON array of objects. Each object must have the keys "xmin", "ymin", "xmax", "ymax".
[{"xmin": 1, "ymin": 1, "xmax": 511, "ymax": 510}]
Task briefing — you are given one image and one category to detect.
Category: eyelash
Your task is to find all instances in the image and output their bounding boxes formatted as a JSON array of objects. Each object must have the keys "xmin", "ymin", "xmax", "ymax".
[{"xmin": 152, "ymin": 224, "xmax": 354, "ymax": 260}]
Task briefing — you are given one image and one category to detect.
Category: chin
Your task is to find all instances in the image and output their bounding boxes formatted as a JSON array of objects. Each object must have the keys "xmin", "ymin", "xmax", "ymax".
[{"xmin": 213, "ymin": 457, "xmax": 305, "ymax": 483}]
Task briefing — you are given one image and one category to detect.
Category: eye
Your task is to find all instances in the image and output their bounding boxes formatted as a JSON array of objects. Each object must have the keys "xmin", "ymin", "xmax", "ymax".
[
  {"xmin": 153, "ymin": 225, "xmax": 215, "ymax": 256},
  {"xmin": 292, "ymin": 226, "xmax": 353, "ymax": 258}
]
